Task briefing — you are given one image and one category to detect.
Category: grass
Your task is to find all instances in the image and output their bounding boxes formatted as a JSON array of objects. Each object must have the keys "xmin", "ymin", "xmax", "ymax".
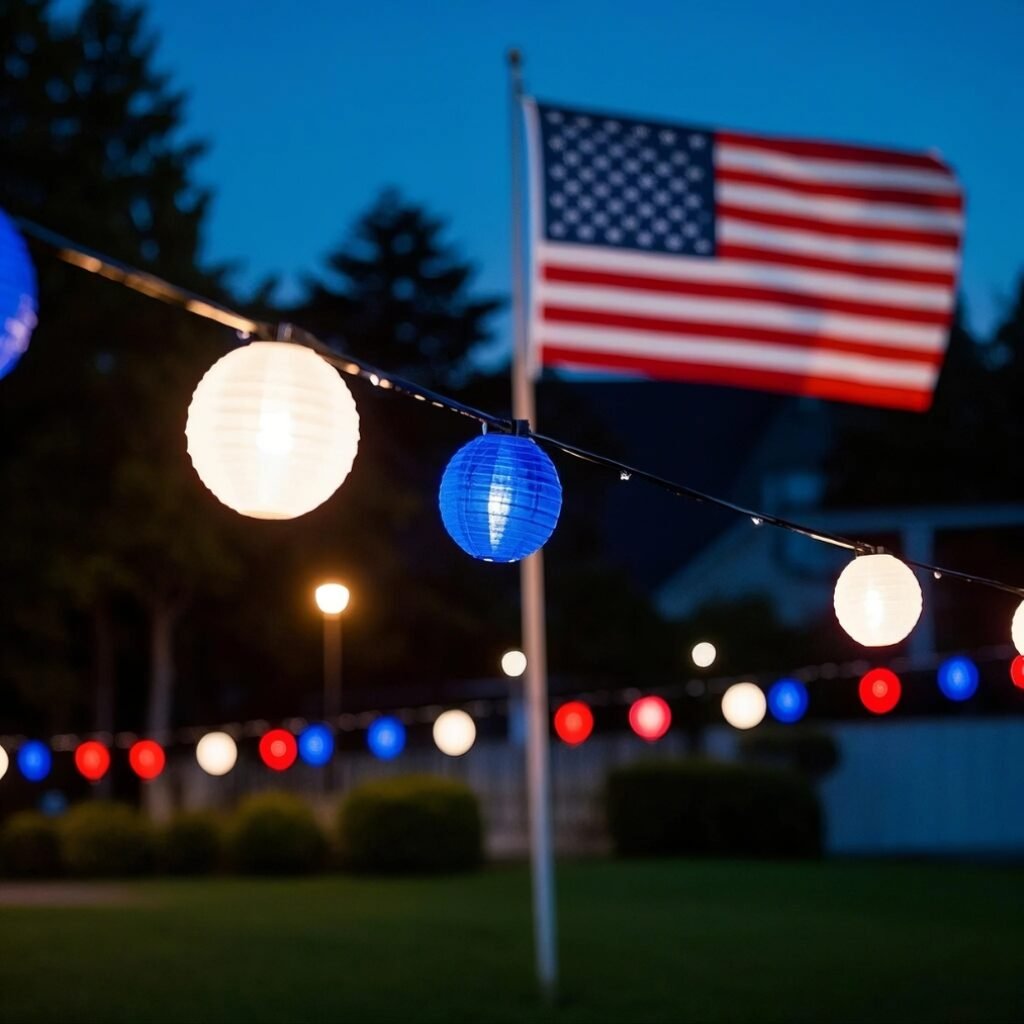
[{"xmin": 0, "ymin": 860, "xmax": 1022, "ymax": 1023}]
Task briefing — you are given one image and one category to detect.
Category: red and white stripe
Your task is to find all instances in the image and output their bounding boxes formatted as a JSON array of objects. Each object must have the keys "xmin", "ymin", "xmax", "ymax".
[{"xmin": 528, "ymin": 111, "xmax": 964, "ymax": 412}]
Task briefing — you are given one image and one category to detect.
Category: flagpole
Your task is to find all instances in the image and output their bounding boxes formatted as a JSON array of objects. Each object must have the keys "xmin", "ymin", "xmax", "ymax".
[{"xmin": 508, "ymin": 47, "xmax": 559, "ymax": 1002}]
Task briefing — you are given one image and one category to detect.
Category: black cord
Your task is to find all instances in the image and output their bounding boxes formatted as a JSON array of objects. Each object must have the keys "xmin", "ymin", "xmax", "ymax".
[{"xmin": 14, "ymin": 215, "xmax": 1024, "ymax": 601}]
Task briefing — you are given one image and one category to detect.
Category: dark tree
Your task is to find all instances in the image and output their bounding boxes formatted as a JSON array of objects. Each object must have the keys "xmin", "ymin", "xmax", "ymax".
[
  {"xmin": 300, "ymin": 189, "xmax": 501, "ymax": 388},
  {"xmin": 0, "ymin": 0, "xmax": 237, "ymax": 800},
  {"xmin": 827, "ymin": 297, "xmax": 1024, "ymax": 506}
]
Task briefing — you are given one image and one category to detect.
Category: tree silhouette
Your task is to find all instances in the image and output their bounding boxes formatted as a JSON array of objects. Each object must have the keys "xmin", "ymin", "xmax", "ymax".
[
  {"xmin": 300, "ymin": 189, "xmax": 501, "ymax": 388},
  {"xmin": 826, "ymin": 297, "xmax": 1024, "ymax": 506},
  {"xmin": 0, "ymin": 0, "xmax": 237, "ymax": 807}
]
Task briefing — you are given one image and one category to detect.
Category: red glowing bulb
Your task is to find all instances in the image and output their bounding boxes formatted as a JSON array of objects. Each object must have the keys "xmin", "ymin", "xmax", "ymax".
[
  {"xmin": 1011, "ymin": 656, "xmax": 1024, "ymax": 690},
  {"xmin": 129, "ymin": 739, "xmax": 165, "ymax": 780},
  {"xmin": 859, "ymin": 668, "xmax": 901, "ymax": 715},
  {"xmin": 259, "ymin": 729, "xmax": 297, "ymax": 771},
  {"xmin": 74, "ymin": 741, "xmax": 110, "ymax": 782},
  {"xmin": 553, "ymin": 701, "xmax": 594, "ymax": 746},
  {"xmin": 629, "ymin": 695, "xmax": 672, "ymax": 741}
]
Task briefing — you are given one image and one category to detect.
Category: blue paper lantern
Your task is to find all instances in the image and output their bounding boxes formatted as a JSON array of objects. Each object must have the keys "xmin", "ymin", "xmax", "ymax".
[
  {"xmin": 0, "ymin": 208, "xmax": 37, "ymax": 379},
  {"xmin": 17, "ymin": 740, "xmax": 51, "ymax": 782},
  {"xmin": 937, "ymin": 656, "xmax": 979, "ymax": 702},
  {"xmin": 767, "ymin": 679, "xmax": 809, "ymax": 724},
  {"xmin": 298, "ymin": 723, "xmax": 335, "ymax": 766},
  {"xmin": 439, "ymin": 434, "xmax": 562, "ymax": 562},
  {"xmin": 367, "ymin": 716, "xmax": 406, "ymax": 760}
]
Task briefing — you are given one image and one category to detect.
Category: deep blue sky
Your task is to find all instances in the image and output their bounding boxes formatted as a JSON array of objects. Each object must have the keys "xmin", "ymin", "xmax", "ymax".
[{"xmin": 130, "ymin": 0, "xmax": 1021, "ymax": 340}]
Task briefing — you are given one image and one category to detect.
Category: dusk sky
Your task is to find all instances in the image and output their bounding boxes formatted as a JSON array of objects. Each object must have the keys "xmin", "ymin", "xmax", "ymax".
[{"xmin": 121, "ymin": 0, "xmax": 1022, "ymax": 343}]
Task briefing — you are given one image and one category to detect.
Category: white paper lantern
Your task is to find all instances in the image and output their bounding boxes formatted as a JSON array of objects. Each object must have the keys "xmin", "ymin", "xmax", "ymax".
[
  {"xmin": 432, "ymin": 709, "xmax": 476, "ymax": 757},
  {"xmin": 186, "ymin": 341, "xmax": 360, "ymax": 520},
  {"xmin": 721, "ymin": 682, "xmax": 766, "ymax": 730},
  {"xmin": 833, "ymin": 553, "xmax": 922, "ymax": 647},
  {"xmin": 195, "ymin": 731, "xmax": 238, "ymax": 776},
  {"xmin": 1012, "ymin": 600, "xmax": 1024, "ymax": 656}
]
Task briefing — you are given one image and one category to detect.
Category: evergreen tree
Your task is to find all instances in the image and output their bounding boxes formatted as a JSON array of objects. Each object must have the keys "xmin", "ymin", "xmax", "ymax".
[
  {"xmin": 0, "ymin": 0, "xmax": 237, "ymax": 799},
  {"xmin": 300, "ymin": 188, "xmax": 501, "ymax": 388}
]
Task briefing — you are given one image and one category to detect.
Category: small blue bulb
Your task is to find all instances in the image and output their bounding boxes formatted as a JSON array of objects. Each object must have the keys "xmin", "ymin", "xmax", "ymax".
[
  {"xmin": 367, "ymin": 716, "xmax": 406, "ymax": 760},
  {"xmin": 39, "ymin": 790, "xmax": 67, "ymax": 817},
  {"xmin": 297, "ymin": 724, "xmax": 335, "ymax": 766},
  {"xmin": 937, "ymin": 656, "xmax": 979, "ymax": 702},
  {"xmin": 18, "ymin": 740, "xmax": 52, "ymax": 782},
  {"xmin": 767, "ymin": 679, "xmax": 809, "ymax": 724}
]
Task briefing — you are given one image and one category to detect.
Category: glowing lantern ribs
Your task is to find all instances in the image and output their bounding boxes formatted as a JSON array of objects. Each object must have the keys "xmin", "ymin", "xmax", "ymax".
[{"xmin": 439, "ymin": 435, "xmax": 562, "ymax": 562}]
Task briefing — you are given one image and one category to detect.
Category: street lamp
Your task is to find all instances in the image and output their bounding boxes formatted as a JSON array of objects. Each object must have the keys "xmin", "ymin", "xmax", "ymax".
[{"xmin": 315, "ymin": 582, "xmax": 350, "ymax": 719}]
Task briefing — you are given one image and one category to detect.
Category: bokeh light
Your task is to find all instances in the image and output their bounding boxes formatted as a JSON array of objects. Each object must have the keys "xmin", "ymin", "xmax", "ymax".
[
  {"xmin": 721, "ymin": 682, "xmax": 767, "ymax": 730},
  {"xmin": 767, "ymin": 679, "xmax": 809, "ymax": 724},
  {"xmin": 859, "ymin": 668, "xmax": 902, "ymax": 714},
  {"xmin": 1013, "ymin": 601, "xmax": 1024, "ymax": 655},
  {"xmin": 432, "ymin": 709, "xmax": 476, "ymax": 756},
  {"xmin": 629, "ymin": 696, "xmax": 671, "ymax": 742},
  {"xmin": 298, "ymin": 724, "xmax": 335, "ymax": 766},
  {"xmin": 937, "ymin": 656, "xmax": 979, "ymax": 702},
  {"xmin": 17, "ymin": 740, "xmax": 51, "ymax": 782},
  {"xmin": 196, "ymin": 731, "xmax": 238, "ymax": 776},
  {"xmin": 553, "ymin": 701, "xmax": 594, "ymax": 746},
  {"xmin": 129, "ymin": 740, "xmax": 165, "ymax": 780},
  {"xmin": 691, "ymin": 641, "xmax": 717, "ymax": 668},
  {"xmin": 0, "ymin": 744, "xmax": 7, "ymax": 782},
  {"xmin": 501, "ymin": 649, "xmax": 527, "ymax": 677},
  {"xmin": 367, "ymin": 716, "xmax": 406, "ymax": 760},
  {"xmin": 74, "ymin": 741, "xmax": 110, "ymax": 782},
  {"xmin": 259, "ymin": 729, "xmax": 298, "ymax": 771},
  {"xmin": 1010, "ymin": 656, "xmax": 1024, "ymax": 689},
  {"xmin": 39, "ymin": 790, "xmax": 67, "ymax": 817}
]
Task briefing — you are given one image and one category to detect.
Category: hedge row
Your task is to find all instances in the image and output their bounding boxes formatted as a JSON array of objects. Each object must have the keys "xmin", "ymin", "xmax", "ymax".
[
  {"xmin": 2, "ymin": 760, "xmax": 822, "ymax": 875},
  {"xmin": 606, "ymin": 759, "xmax": 823, "ymax": 858},
  {"xmin": 0, "ymin": 775, "xmax": 483, "ymax": 878}
]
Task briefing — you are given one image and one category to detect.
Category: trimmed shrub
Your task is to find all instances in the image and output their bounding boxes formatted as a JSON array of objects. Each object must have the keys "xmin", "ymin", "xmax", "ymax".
[
  {"xmin": 160, "ymin": 811, "xmax": 223, "ymax": 875},
  {"xmin": 738, "ymin": 729, "xmax": 840, "ymax": 780},
  {"xmin": 1, "ymin": 812, "xmax": 62, "ymax": 877},
  {"xmin": 606, "ymin": 759, "xmax": 822, "ymax": 859},
  {"xmin": 61, "ymin": 802, "xmax": 155, "ymax": 877},
  {"xmin": 226, "ymin": 792, "xmax": 326, "ymax": 875},
  {"xmin": 338, "ymin": 774, "xmax": 483, "ymax": 874}
]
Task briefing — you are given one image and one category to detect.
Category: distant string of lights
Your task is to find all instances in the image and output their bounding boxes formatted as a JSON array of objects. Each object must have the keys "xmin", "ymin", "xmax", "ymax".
[
  {"xmin": 1, "ymin": 648, "xmax": 1021, "ymax": 785},
  {"xmin": 3, "ymin": 210, "xmax": 1024, "ymax": 694}
]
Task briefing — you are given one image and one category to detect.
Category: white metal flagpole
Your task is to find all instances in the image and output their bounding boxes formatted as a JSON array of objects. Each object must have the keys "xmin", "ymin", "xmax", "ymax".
[{"xmin": 507, "ymin": 47, "xmax": 559, "ymax": 1001}]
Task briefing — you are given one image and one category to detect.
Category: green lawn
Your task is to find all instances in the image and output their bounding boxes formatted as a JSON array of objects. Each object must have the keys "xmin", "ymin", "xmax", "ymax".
[{"xmin": 1, "ymin": 860, "xmax": 1021, "ymax": 1023}]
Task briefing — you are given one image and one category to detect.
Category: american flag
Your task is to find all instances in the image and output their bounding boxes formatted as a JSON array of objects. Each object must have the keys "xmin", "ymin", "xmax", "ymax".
[{"xmin": 526, "ymin": 101, "xmax": 964, "ymax": 411}]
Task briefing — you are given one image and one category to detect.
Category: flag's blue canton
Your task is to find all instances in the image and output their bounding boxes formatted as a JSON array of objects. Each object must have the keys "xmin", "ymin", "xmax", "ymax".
[{"xmin": 537, "ymin": 104, "xmax": 716, "ymax": 257}]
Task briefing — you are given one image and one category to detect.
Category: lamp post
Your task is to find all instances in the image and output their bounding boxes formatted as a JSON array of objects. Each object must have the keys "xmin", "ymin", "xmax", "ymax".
[{"xmin": 314, "ymin": 582, "xmax": 349, "ymax": 720}]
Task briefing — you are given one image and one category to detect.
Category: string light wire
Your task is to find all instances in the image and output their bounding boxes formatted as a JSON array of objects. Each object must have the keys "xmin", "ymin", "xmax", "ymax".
[
  {"xmin": 0, "ymin": 644, "xmax": 1016, "ymax": 755},
  {"xmin": 13, "ymin": 214, "xmax": 1024, "ymax": 601}
]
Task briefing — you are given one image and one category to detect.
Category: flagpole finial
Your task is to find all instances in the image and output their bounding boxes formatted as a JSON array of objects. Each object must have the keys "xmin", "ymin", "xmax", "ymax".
[{"xmin": 506, "ymin": 48, "xmax": 525, "ymax": 99}]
